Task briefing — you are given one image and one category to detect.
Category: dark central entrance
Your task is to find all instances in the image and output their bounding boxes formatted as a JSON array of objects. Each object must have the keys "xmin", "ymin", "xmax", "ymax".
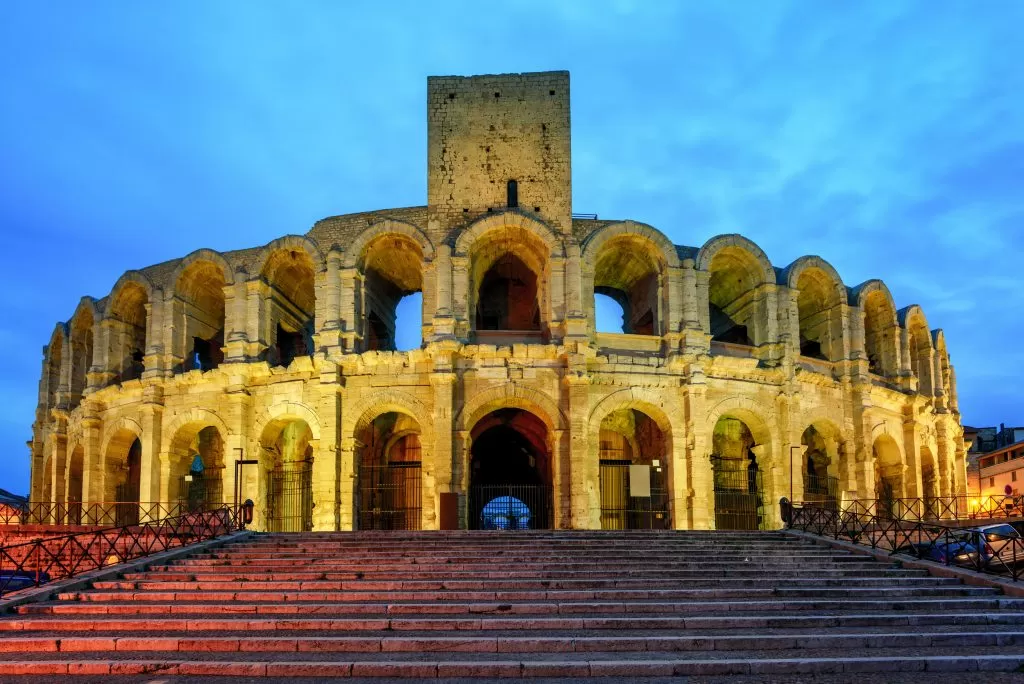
[{"xmin": 468, "ymin": 408, "xmax": 552, "ymax": 530}]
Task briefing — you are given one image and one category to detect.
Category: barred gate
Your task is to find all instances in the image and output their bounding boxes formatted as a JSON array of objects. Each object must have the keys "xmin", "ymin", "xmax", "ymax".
[
  {"xmin": 177, "ymin": 471, "xmax": 224, "ymax": 512},
  {"xmin": 599, "ymin": 460, "xmax": 670, "ymax": 530},
  {"xmin": 469, "ymin": 485, "xmax": 552, "ymax": 530},
  {"xmin": 113, "ymin": 483, "xmax": 139, "ymax": 527},
  {"xmin": 358, "ymin": 462, "xmax": 422, "ymax": 530},
  {"xmin": 712, "ymin": 458, "xmax": 766, "ymax": 530},
  {"xmin": 267, "ymin": 464, "xmax": 313, "ymax": 532}
]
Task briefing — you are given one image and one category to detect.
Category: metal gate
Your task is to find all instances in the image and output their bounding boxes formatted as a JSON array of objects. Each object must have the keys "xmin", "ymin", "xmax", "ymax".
[
  {"xmin": 113, "ymin": 483, "xmax": 139, "ymax": 527},
  {"xmin": 599, "ymin": 460, "xmax": 670, "ymax": 530},
  {"xmin": 469, "ymin": 484, "xmax": 552, "ymax": 530},
  {"xmin": 358, "ymin": 462, "xmax": 422, "ymax": 530},
  {"xmin": 802, "ymin": 472, "xmax": 839, "ymax": 509},
  {"xmin": 712, "ymin": 457, "xmax": 766, "ymax": 530},
  {"xmin": 267, "ymin": 463, "xmax": 313, "ymax": 532},
  {"xmin": 177, "ymin": 471, "xmax": 224, "ymax": 512}
]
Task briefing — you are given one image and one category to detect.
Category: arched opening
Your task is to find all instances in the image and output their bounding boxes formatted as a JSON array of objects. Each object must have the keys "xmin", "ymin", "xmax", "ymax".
[
  {"xmin": 359, "ymin": 234, "xmax": 425, "ymax": 352},
  {"xmin": 468, "ymin": 408, "xmax": 551, "ymax": 529},
  {"xmin": 67, "ymin": 445, "xmax": 84, "ymax": 523},
  {"xmin": 261, "ymin": 419, "xmax": 314, "ymax": 532},
  {"xmin": 592, "ymin": 235, "xmax": 662, "ymax": 335},
  {"xmin": 708, "ymin": 247, "xmax": 766, "ymax": 347},
  {"xmin": 800, "ymin": 424, "xmax": 842, "ymax": 505},
  {"xmin": 476, "ymin": 254, "xmax": 540, "ymax": 332},
  {"xmin": 355, "ymin": 412, "xmax": 422, "ymax": 530},
  {"xmin": 597, "ymin": 409, "xmax": 670, "ymax": 529},
  {"xmin": 863, "ymin": 290, "xmax": 898, "ymax": 376},
  {"xmin": 175, "ymin": 260, "xmax": 226, "ymax": 372},
  {"xmin": 873, "ymin": 434, "xmax": 903, "ymax": 516},
  {"xmin": 105, "ymin": 431, "xmax": 142, "ymax": 526},
  {"xmin": 920, "ymin": 446, "xmax": 938, "ymax": 516},
  {"xmin": 168, "ymin": 424, "xmax": 226, "ymax": 511},
  {"xmin": 594, "ymin": 292, "xmax": 626, "ymax": 333},
  {"xmin": 794, "ymin": 268, "xmax": 842, "ymax": 361},
  {"xmin": 469, "ymin": 226, "xmax": 549, "ymax": 343},
  {"xmin": 69, "ymin": 308, "xmax": 94, "ymax": 403},
  {"xmin": 906, "ymin": 313, "xmax": 933, "ymax": 395},
  {"xmin": 711, "ymin": 417, "xmax": 766, "ymax": 530},
  {"xmin": 108, "ymin": 282, "xmax": 149, "ymax": 384},
  {"xmin": 261, "ymin": 249, "xmax": 316, "ymax": 368}
]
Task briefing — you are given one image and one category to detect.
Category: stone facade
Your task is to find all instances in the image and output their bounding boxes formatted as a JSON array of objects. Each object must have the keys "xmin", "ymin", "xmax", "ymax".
[{"xmin": 29, "ymin": 71, "xmax": 966, "ymax": 531}]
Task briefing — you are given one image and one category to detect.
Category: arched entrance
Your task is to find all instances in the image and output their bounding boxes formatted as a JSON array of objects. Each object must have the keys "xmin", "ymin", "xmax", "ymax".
[
  {"xmin": 355, "ymin": 412, "xmax": 423, "ymax": 530},
  {"xmin": 468, "ymin": 408, "xmax": 552, "ymax": 530},
  {"xmin": 800, "ymin": 423, "xmax": 842, "ymax": 507},
  {"xmin": 67, "ymin": 446, "xmax": 84, "ymax": 524},
  {"xmin": 873, "ymin": 434, "xmax": 903, "ymax": 517},
  {"xmin": 261, "ymin": 419, "xmax": 314, "ymax": 532},
  {"xmin": 168, "ymin": 425, "xmax": 226, "ymax": 511},
  {"xmin": 115, "ymin": 438, "xmax": 142, "ymax": 526},
  {"xmin": 598, "ymin": 409, "xmax": 669, "ymax": 530},
  {"xmin": 711, "ymin": 417, "xmax": 766, "ymax": 530}
]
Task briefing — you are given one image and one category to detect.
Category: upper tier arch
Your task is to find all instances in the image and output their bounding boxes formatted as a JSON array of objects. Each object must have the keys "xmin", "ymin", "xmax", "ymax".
[
  {"xmin": 170, "ymin": 249, "xmax": 235, "ymax": 289},
  {"xmin": 452, "ymin": 210, "xmax": 565, "ymax": 258},
  {"xmin": 781, "ymin": 255, "xmax": 845, "ymax": 293},
  {"xmin": 581, "ymin": 221, "xmax": 680, "ymax": 269},
  {"xmin": 695, "ymin": 234, "xmax": 774, "ymax": 283},
  {"xmin": 255, "ymin": 235, "xmax": 326, "ymax": 276},
  {"xmin": 344, "ymin": 219, "xmax": 435, "ymax": 269}
]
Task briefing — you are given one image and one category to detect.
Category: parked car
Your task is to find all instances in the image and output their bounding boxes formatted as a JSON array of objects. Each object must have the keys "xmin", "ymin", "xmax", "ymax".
[
  {"xmin": 895, "ymin": 529, "xmax": 980, "ymax": 567},
  {"xmin": 0, "ymin": 569, "xmax": 50, "ymax": 594},
  {"xmin": 966, "ymin": 523, "xmax": 1023, "ymax": 571}
]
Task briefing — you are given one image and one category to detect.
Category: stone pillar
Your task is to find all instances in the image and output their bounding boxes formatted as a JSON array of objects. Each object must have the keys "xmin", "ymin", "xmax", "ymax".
[
  {"xmin": 338, "ymin": 267, "xmax": 360, "ymax": 352},
  {"xmin": 565, "ymin": 373, "xmax": 594, "ymax": 529},
  {"xmin": 137, "ymin": 395, "xmax": 164, "ymax": 519},
  {"xmin": 338, "ymin": 437, "xmax": 357, "ymax": 531},
  {"xmin": 428, "ymin": 359, "xmax": 456, "ymax": 530},
  {"xmin": 901, "ymin": 420, "xmax": 922, "ymax": 499},
  {"xmin": 142, "ymin": 291, "xmax": 164, "ymax": 379},
  {"xmin": 223, "ymin": 270, "xmax": 250, "ymax": 363},
  {"xmin": 313, "ymin": 368, "xmax": 341, "ymax": 531},
  {"xmin": 165, "ymin": 295, "xmax": 186, "ymax": 374},
  {"xmin": 451, "ymin": 255, "xmax": 470, "ymax": 341},
  {"xmin": 245, "ymin": 279, "xmax": 268, "ymax": 358},
  {"xmin": 669, "ymin": 426, "xmax": 691, "ymax": 530},
  {"xmin": 549, "ymin": 256, "xmax": 566, "ymax": 341},
  {"xmin": 49, "ymin": 432, "xmax": 67, "ymax": 506},
  {"xmin": 936, "ymin": 420, "xmax": 953, "ymax": 499}
]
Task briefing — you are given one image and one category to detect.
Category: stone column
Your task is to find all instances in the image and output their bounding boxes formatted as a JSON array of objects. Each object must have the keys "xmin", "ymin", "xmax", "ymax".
[
  {"xmin": 137, "ymin": 394, "xmax": 164, "ymax": 520},
  {"xmin": 565, "ymin": 373, "xmax": 594, "ymax": 529},
  {"xmin": 338, "ymin": 267, "xmax": 360, "ymax": 352},
  {"xmin": 451, "ymin": 255, "xmax": 470, "ymax": 341},
  {"xmin": 901, "ymin": 419, "xmax": 921, "ymax": 499},
  {"xmin": 223, "ymin": 270, "xmax": 250, "ymax": 363},
  {"xmin": 670, "ymin": 426, "xmax": 691, "ymax": 530},
  {"xmin": 428, "ymin": 361, "xmax": 456, "ymax": 530},
  {"xmin": 338, "ymin": 437, "xmax": 357, "ymax": 531},
  {"xmin": 142, "ymin": 291, "xmax": 164, "ymax": 379},
  {"xmin": 313, "ymin": 369, "xmax": 341, "ymax": 531}
]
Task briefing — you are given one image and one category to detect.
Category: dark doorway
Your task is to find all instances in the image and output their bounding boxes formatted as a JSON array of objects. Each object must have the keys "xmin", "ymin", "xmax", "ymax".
[
  {"xmin": 115, "ymin": 438, "xmax": 143, "ymax": 526},
  {"xmin": 469, "ymin": 409, "xmax": 552, "ymax": 530}
]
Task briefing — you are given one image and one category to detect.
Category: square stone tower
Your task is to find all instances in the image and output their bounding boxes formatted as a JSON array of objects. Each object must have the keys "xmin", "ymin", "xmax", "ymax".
[{"xmin": 427, "ymin": 71, "xmax": 572, "ymax": 240}]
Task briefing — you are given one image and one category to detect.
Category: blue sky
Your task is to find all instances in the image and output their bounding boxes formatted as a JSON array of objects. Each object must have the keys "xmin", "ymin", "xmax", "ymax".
[{"xmin": 1, "ymin": 1, "xmax": 1021, "ymax": 495}]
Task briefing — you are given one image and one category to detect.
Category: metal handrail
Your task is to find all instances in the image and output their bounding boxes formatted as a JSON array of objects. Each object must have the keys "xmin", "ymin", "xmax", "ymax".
[
  {"xmin": 787, "ymin": 501, "xmax": 1023, "ymax": 582},
  {"xmin": 0, "ymin": 501, "xmax": 233, "ymax": 526},
  {"xmin": 0, "ymin": 506, "xmax": 244, "ymax": 597},
  {"xmin": 830, "ymin": 495, "xmax": 1024, "ymax": 522}
]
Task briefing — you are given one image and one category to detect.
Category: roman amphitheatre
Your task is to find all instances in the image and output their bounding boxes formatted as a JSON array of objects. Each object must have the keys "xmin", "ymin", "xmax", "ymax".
[{"xmin": 29, "ymin": 71, "xmax": 964, "ymax": 533}]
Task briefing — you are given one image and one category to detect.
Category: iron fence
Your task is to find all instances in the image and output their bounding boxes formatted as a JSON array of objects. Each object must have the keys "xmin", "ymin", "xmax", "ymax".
[
  {"xmin": 267, "ymin": 464, "xmax": 313, "ymax": 532},
  {"xmin": 788, "ymin": 502, "xmax": 1024, "ymax": 582},
  {"xmin": 836, "ymin": 494, "xmax": 1024, "ymax": 522},
  {"xmin": 0, "ymin": 501, "xmax": 233, "ymax": 527},
  {"xmin": 802, "ymin": 472, "xmax": 839, "ymax": 508},
  {"xmin": 358, "ymin": 463, "xmax": 422, "ymax": 531},
  {"xmin": 177, "ymin": 471, "xmax": 225, "ymax": 513},
  {"xmin": 599, "ymin": 460, "xmax": 670, "ymax": 530},
  {"xmin": 712, "ymin": 458, "xmax": 766, "ymax": 530},
  {"xmin": 469, "ymin": 484, "xmax": 552, "ymax": 530},
  {"xmin": 0, "ymin": 506, "xmax": 243, "ymax": 597}
]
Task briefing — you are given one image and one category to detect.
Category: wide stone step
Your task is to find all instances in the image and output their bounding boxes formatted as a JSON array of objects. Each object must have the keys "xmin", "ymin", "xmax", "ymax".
[
  {"xmin": 123, "ymin": 568, "xmax": 925, "ymax": 582},
  {"xmin": 2, "ymin": 630, "xmax": 1023, "ymax": 654},
  {"xmin": 6, "ymin": 612, "xmax": 1024, "ymax": 633},
  {"xmin": 2, "ymin": 652, "xmax": 1024, "ymax": 677},
  {"xmin": 20, "ymin": 596, "xmax": 1024, "ymax": 616},
  {"xmin": 62, "ymin": 585, "xmax": 998, "ymax": 603},
  {"xmin": 91, "ymin": 576, "xmax": 963, "ymax": 592}
]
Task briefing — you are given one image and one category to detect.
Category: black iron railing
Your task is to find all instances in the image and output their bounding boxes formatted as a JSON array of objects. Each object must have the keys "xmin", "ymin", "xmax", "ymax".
[
  {"xmin": 788, "ymin": 502, "xmax": 1024, "ymax": 582},
  {"xmin": 0, "ymin": 506, "xmax": 244, "ymax": 597},
  {"xmin": 834, "ymin": 495, "xmax": 1024, "ymax": 522},
  {"xmin": 358, "ymin": 463, "xmax": 422, "ymax": 531},
  {"xmin": 0, "ymin": 501, "xmax": 234, "ymax": 527},
  {"xmin": 599, "ymin": 460, "xmax": 670, "ymax": 530}
]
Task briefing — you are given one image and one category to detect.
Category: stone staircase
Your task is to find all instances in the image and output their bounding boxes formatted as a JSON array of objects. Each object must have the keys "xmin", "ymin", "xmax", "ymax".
[{"xmin": 2, "ymin": 530, "xmax": 1024, "ymax": 679}]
